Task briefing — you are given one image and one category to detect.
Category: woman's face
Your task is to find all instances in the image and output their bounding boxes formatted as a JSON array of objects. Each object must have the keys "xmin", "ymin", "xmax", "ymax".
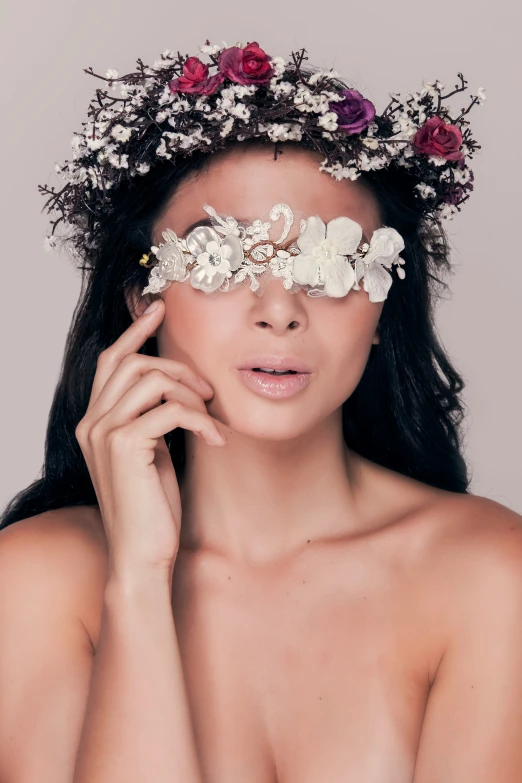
[{"xmin": 150, "ymin": 144, "xmax": 384, "ymax": 441}]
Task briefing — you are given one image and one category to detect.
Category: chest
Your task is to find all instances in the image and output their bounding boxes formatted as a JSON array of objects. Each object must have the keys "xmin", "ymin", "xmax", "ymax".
[{"xmin": 171, "ymin": 552, "xmax": 431, "ymax": 783}]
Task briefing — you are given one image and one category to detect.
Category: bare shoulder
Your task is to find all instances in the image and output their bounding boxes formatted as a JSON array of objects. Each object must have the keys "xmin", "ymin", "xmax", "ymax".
[
  {"xmin": 360, "ymin": 454, "xmax": 522, "ymax": 612},
  {"xmin": 0, "ymin": 505, "xmax": 108, "ymax": 647},
  {"xmin": 0, "ymin": 509, "xmax": 109, "ymax": 777},
  {"xmin": 361, "ymin": 454, "xmax": 522, "ymax": 561},
  {"xmin": 409, "ymin": 494, "xmax": 522, "ymax": 778},
  {"xmin": 421, "ymin": 490, "xmax": 522, "ymax": 571},
  {"xmin": 0, "ymin": 504, "xmax": 108, "ymax": 573},
  {"xmin": 408, "ymin": 489, "xmax": 522, "ymax": 645}
]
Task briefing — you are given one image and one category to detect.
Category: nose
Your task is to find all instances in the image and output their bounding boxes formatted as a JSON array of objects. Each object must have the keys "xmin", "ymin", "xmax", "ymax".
[{"xmin": 249, "ymin": 276, "xmax": 308, "ymax": 335}]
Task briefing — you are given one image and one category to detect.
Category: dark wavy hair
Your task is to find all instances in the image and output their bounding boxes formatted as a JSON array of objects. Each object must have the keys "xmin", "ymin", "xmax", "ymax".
[{"xmin": 1, "ymin": 136, "xmax": 472, "ymax": 531}]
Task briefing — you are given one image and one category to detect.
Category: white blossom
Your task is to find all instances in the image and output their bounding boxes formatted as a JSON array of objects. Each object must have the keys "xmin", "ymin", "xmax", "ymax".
[
  {"xmin": 292, "ymin": 214, "xmax": 362, "ymax": 298},
  {"xmin": 158, "ymin": 85, "xmax": 176, "ymax": 106},
  {"xmin": 415, "ymin": 182, "xmax": 437, "ymax": 198},
  {"xmin": 85, "ymin": 136, "xmax": 106, "ymax": 151},
  {"xmin": 392, "ymin": 113, "xmax": 419, "ymax": 139},
  {"xmin": 319, "ymin": 159, "xmax": 360, "ymax": 181},
  {"xmin": 155, "ymin": 109, "xmax": 171, "ymax": 123},
  {"xmin": 428, "ymin": 155, "xmax": 448, "ymax": 167},
  {"xmin": 186, "ymin": 225, "xmax": 244, "ymax": 294},
  {"xmin": 419, "ymin": 79, "xmax": 444, "ymax": 98},
  {"xmin": 453, "ymin": 167, "xmax": 471, "ymax": 185},
  {"xmin": 43, "ymin": 234, "xmax": 59, "ymax": 251},
  {"xmin": 293, "ymin": 85, "xmax": 331, "ymax": 114},
  {"xmin": 317, "ymin": 112, "xmax": 339, "ymax": 131},
  {"xmin": 229, "ymin": 84, "xmax": 257, "ymax": 98},
  {"xmin": 220, "ymin": 117, "xmax": 235, "ymax": 137},
  {"xmin": 269, "ymin": 55, "xmax": 286, "ymax": 78},
  {"xmin": 354, "ymin": 227, "xmax": 405, "ymax": 302},
  {"xmin": 307, "ymin": 68, "xmax": 341, "ymax": 85},
  {"xmin": 108, "ymin": 152, "xmax": 129, "ymax": 168},
  {"xmin": 437, "ymin": 202, "xmax": 458, "ymax": 220},
  {"xmin": 198, "ymin": 41, "xmax": 227, "ymax": 56},
  {"xmin": 229, "ymin": 102, "xmax": 251, "ymax": 121},
  {"xmin": 270, "ymin": 80, "xmax": 294, "ymax": 99},
  {"xmin": 259, "ymin": 122, "xmax": 303, "ymax": 142},
  {"xmin": 193, "ymin": 97, "xmax": 212, "ymax": 112},
  {"xmin": 477, "ymin": 87, "xmax": 487, "ymax": 104},
  {"xmin": 70, "ymin": 133, "xmax": 86, "ymax": 156},
  {"xmin": 111, "ymin": 124, "xmax": 133, "ymax": 142}
]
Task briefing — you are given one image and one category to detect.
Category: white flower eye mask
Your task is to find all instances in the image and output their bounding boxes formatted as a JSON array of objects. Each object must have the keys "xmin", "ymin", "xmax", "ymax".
[{"xmin": 140, "ymin": 203, "xmax": 406, "ymax": 302}]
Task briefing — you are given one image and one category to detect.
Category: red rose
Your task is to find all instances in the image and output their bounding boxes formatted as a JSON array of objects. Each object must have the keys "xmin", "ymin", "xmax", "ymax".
[
  {"xmin": 168, "ymin": 56, "xmax": 225, "ymax": 95},
  {"xmin": 412, "ymin": 116, "xmax": 464, "ymax": 161},
  {"xmin": 217, "ymin": 41, "xmax": 274, "ymax": 85}
]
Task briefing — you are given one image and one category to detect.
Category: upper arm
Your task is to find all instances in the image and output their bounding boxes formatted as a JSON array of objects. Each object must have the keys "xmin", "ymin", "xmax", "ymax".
[
  {"xmin": 0, "ymin": 511, "xmax": 106, "ymax": 782},
  {"xmin": 413, "ymin": 501, "xmax": 522, "ymax": 782}
]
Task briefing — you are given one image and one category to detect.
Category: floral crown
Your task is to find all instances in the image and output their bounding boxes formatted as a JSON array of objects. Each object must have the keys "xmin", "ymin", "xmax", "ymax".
[{"xmin": 39, "ymin": 38, "xmax": 485, "ymax": 268}]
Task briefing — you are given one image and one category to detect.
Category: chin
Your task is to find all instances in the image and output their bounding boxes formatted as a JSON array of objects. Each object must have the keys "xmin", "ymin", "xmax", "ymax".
[{"xmin": 211, "ymin": 396, "xmax": 321, "ymax": 442}]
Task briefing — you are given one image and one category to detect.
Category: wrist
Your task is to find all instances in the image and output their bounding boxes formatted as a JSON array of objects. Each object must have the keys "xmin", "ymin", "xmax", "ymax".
[{"xmin": 105, "ymin": 559, "xmax": 174, "ymax": 601}]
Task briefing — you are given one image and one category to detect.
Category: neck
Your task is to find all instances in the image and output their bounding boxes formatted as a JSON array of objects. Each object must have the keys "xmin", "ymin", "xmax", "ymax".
[{"xmin": 178, "ymin": 411, "xmax": 369, "ymax": 566}]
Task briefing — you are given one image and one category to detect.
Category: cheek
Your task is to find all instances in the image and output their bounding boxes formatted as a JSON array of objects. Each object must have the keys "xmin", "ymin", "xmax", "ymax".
[
  {"xmin": 155, "ymin": 285, "xmax": 237, "ymax": 371},
  {"xmin": 315, "ymin": 293, "xmax": 382, "ymax": 400}
]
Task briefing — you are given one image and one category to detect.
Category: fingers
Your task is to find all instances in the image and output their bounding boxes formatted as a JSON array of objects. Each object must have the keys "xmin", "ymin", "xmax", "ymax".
[
  {"xmin": 105, "ymin": 400, "xmax": 226, "ymax": 449},
  {"xmin": 89, "ymin": 298, "xmax": 170, "ymax": 406},
  {"xmin": 79, "ymin": 297, "xmax": 226, "ymax": 451},
  {"xmin": 90, "ymin": 369, "xmax": 210, "ymax": 432},
  {"xmin": 86, "ymin": 353, "xmax": 213, "ymax": 421}
]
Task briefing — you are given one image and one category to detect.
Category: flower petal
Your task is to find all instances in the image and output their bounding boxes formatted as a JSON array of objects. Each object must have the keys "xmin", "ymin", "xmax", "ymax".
[
  {"xmin": 206, "ymin": 240, "xmax": 221, "ymax": 254},
  {"xmin": 190, "ymin": 265, "xmax": 225, "ymax": 293},
  {"xmin": 219, "ymin": 233, "xmax": 244, "ymax": 270},
  {"xmin": 325, "ymin": 216, "xmax": 362, "ymax": 255},
  {"xmin": 354, "ymin": 257, "xmax": 365, "ymax": 284},
  {"xmin": 296, "ymin": 216, "xmax": 326, "ymax": 254},
  {"xmin": 292, "ymin": 253, "xmax": 320, "ymax": 286},
  {"xmin": 363, "ymin": 263, "xmax": 393, "ymax": 302},
  {"xmin": 365, "ymin": 228, "xmax": 405, "ymax": 268},
  {"xmin": 323, "ymin": 259, "xmax": 356, "ymax": 298},
  {"xmin": 186, "ymin": 225, "xmax": 221, "ymax": 256},
  {"xmin": 156, "ymin": 244, "xmax": 186, "ymax": 280}
]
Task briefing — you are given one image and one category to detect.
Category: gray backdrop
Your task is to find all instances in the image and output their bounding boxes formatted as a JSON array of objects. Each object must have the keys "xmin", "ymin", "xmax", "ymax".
[{"xmin": 1, "ymin": 0, "xmax": 520, "ymax": 511}]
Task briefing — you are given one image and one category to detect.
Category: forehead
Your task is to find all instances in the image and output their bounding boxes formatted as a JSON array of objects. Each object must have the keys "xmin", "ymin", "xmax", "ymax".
[{"xmin": 153, "ymin": 144, "xmax": 382, "ymax": 243}]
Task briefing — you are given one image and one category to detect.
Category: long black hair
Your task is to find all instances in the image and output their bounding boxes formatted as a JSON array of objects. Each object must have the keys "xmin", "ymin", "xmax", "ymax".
[{"xmin": 1, "ymin": 137, "xmax": 471, "ymax": 530}]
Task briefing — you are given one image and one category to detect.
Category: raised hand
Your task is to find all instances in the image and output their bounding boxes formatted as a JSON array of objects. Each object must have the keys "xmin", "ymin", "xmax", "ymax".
[{"xmin": 75, "ymin": 298, "xmax": 226, "ymax": 579}]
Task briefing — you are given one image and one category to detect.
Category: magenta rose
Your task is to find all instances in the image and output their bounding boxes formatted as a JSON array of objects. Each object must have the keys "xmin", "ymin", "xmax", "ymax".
[
  {"xmin": 168, "ymin": 56, "xmax": 225, "ymax": 95},
  {"xmin": 217, "ymin": 41, "xmax": 274, "ymax": 85},
  {"xmin": 412, "ymin": 116, "xmax": 464, "ymax": 161},
  {"xmin": 329, "ymin": 89, "xmax": 376, "ymax": 134}
]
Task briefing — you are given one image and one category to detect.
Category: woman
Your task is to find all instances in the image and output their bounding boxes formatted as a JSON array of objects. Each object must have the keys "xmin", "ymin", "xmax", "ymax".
[{"xmin": 1, "ymin": 40, "xmax": 521, "ymax": 782}]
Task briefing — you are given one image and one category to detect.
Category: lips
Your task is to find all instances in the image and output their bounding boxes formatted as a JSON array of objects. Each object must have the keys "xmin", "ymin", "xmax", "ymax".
[
  {"xmin": 236, "ymin": 366, "xmax": 313, "ymax": 399},
  {"xmin": 237, "ymin": 356, "xmax": 312, "ymax": 373}
]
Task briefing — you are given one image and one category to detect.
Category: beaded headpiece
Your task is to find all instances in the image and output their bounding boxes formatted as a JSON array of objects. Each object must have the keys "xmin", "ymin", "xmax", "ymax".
[
  {"xmin": 39, "ymin": 39, "xmax": 485, "ymax": 301},
  {"xmin": 140, "ymin": 203, "xmax": 406, "ymax": 302}
]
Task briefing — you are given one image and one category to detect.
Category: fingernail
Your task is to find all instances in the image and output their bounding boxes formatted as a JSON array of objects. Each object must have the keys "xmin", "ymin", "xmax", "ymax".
[{"xmin": 143, "ymin": 299, "xmax": 161, "ymax": 315}]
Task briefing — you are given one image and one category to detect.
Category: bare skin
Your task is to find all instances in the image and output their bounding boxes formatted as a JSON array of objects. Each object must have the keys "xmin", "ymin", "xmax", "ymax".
[{"xmin": 1, "ymin": 144, "xmax": 522, "ymax": 782}]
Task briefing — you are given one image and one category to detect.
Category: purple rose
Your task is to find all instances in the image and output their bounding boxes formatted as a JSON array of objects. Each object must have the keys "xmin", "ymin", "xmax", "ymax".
[{"xmin": 329, "ymin": 89, "xmax": 376, "ymax": 134}]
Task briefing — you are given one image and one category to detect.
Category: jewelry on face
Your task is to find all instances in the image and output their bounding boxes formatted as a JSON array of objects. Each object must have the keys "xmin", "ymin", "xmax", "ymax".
[{"xmin": 140, "ymin": 203, "xmax": 406, "ymax": 302}]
